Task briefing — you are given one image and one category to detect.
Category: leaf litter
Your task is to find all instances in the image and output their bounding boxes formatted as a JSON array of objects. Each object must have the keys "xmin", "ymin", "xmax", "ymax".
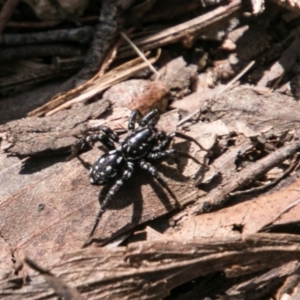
[{"xmin": 2, "ymin": 1, "xmax": 300, "ymax": 298}]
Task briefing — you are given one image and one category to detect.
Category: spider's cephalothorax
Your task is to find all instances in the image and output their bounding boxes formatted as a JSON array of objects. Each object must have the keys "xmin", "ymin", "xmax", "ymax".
[{"xmin": 71, "ymin": 109, "xmax": 206, "ymax": 239}]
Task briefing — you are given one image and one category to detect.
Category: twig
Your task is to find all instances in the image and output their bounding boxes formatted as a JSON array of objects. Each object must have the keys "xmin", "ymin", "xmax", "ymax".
[
  {"xmin": 190, "ymin": 140, "xmax": 300, "ymax": 215},
  {"xmin": 119, "ymin": 0, "xmax": 242, "ymax": 58},
  {"xmin": 43, "ymin": 51, "xmax": 161, "ymax": 116},
  {"xmin": 74, "ymin": 1, "xmax": 132, "ymax": 81},
  {"xmin": 24, "ymin": 0, "xmax": 136, "ymax": 112},
  {"xmin": 98, "ymin": 37, "xmax": 123, "ymax": 76},
  {"xmin": 120, "ymin": 32, "xmax": 160, "ymax": 78},
  {"xmin": 229, "ymin": 153, "xmax": 299, "ymax": 197},
  {"xmin": 216, "ymin": 60, "xmax": 255, "ymax": 96},
  {"xmin": 0, "ymin": 26, "xmax": 94, "ymax": 45},
  {"xmin": 177, "ymin": 109, "xmax": 202, "ymax": 127},
  {"xmin": 0, "ymin": 0, "xmax": 19, "ymax": 34}
]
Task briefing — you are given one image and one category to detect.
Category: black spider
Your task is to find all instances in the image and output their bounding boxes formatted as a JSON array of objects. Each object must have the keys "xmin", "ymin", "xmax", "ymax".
[{"xmin": 71, "ymin": 109, "xmax": 206, "ymax": 240}]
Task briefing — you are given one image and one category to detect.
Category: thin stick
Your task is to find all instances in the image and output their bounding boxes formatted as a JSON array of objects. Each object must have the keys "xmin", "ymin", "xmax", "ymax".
[
  {"xmin": 216, "ymin": 61, "xmax": 255, "ymax": 96},
  {"xmin": 177, "ymin": 60, "xmax": 255, "ymax": 127},
  {"xmin": 191, "ymin": 141, "xmax": 300, "ymax": 215},
  {"xmin": 120, "ymin": 32, "xmax": 160, "ymax": 78},
  {"xmin": 229, "ymin": 154, "xmax": 299, "ymax": 197}
]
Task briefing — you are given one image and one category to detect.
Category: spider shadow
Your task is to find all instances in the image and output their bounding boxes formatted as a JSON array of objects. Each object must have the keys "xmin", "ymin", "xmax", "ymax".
[
  {"xmin": 91, "ymin": 162, "xmax": 189, "ymax": 245},
  {"xmin": 156, "ymin": 140, "xmax": 207, "ymax": 182},
  {"xmin": 98, "ymin": 164, "xmax": 183, "ymax": 213},
  {"xmin": 74, "ymin": 153, "xmax": 92, "ymax": 170},
  {"xmin": 95, "ymin": 139, "xmax": 196, "ymax": 213},
  {"xmin": 171, "ymin": 140, "xmax": 202, "ymax": 172},
  {"xmin": 79, "ymin": 138, "xmax": 202, "ymax": 245}
]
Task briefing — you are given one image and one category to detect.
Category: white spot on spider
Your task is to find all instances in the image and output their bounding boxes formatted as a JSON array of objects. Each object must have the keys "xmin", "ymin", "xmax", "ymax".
[
  {"xmin": 89, "ymin": 168, "xmax": 93, "ymax": 174},
  {"xmin": 141, "ymin": 162, "xmax": 148, "ymax": 169},
  {"xmin": 90, "ymin": 177, "xmax": 95, "ymax": 183},
  {"xmin": 99, "ymin": 157, "xmax": 105, "ymax": 164},
  {"xmin": 106, "ymin": 166, "xmax": 112, "ymax": 171},
  {"xmin": 139, "ymin": 146, "xmax": 144, "ymax": 150},
  {"xmin": 109, "ymin": 150, "xmax": 116, "ymax": 154},
  {"xmin": 111, "ymin": 171, "xmax": 117, "ymax": 177},
  {"xmin": 117, "ymin": 157, "xmax": 123, "ymax": 164},
  {"xmin": 127, "ymin": 145, "xmax": 131, "ymax": 152},
  {"xmin": 122, "ymin": 143, "xmax": 127, "ymax": 148},
  {"xmin": 100, "ymin": 172, "xmax": 105, "ymax": 176}
]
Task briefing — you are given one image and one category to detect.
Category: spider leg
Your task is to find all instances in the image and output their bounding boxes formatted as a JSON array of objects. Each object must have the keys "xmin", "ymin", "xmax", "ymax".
[
  {"xmin": 139, "ymin": 109, "xmax": 160, "ymax": 127},
  {"xmin": 128, "ymin": 109, "xmax": 142, "ymax": 132},
  {"xmin": 152, "ymin": 131, "xmax": 207, "ymax": 152},
  {"xmin": 151, "ymin": 132, "xmax": 174, "ymax": 152},
  {"xmin": 174, "ymin": 131, "xmax": 208, "ymax": 151},
  {"xmin": 88, "ymin": 162, "xmax": 135, "ymax": 238},
  {"xmin": 147, "ymin": 148, "xmax": 207, "ymax": 168},
  {"xmin": 70, "ymin": 126, "xmax": 118, "ymax": 157},
  {"xmin": 139, "ymin": 159, "xmax": 178, "ymax": 202},
  {"xmin": 87, "ymin": 126, "xmax": 119, "ymax": 144}
]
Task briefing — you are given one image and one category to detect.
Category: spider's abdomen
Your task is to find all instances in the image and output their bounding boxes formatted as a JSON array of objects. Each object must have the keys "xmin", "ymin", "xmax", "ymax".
[
  {"xmin": 122, "ymin": 127, "xmax": 155, "ymax": 160},
  {"xmin": 89, "ymin": 150, "xmax": 124, "ymax": 184}
]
